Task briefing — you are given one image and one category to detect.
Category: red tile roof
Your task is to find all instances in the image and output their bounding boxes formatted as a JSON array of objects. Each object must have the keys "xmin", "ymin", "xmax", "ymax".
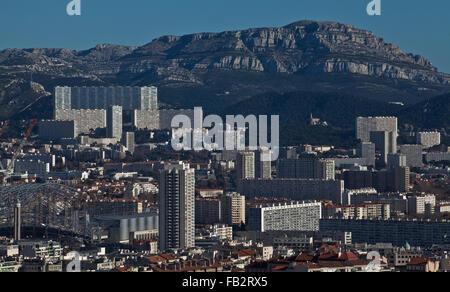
[
  {"xmin": 318, "ymin": 253, "xmax": 338, "ymax": 260},
  {"xmin": 152, "ymin": 261, "xmax": 221, "ymax": 273},
  {"xmin": 296, "ymin": 253, "xmax": 314, "ymax": 262},
  {"xmin": 272, "ymin": 265, "xmax": 288, "ymax": 271},
  {"xmin": 160, "ymin": 254, "xmax": 176, "ymax": 261},
  {"xmin": 320, "ymin": 244, "xmax": 339, "ymax": 254},
  {"xmin": 338, "ymin": 252, "xmax": 359, "ymax": 261},
  {"xmin": 234, "ymin": 249, "xmax": 256, "ymax": 258},
  {"xmin": 147, "ymin": 256, "xmax": 166, "ymax": 263},
  {"xmin": 407, "ymin": 257, "xmax": 428, "ymax": 266},
  {"xmin": 296, "ymin": 262, "xmax": 321, "ymax": 269}
]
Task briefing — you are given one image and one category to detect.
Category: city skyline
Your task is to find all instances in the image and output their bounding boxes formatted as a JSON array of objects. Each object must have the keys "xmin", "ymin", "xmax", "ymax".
[
  {"xmin": 0, "ymin": 1, "xmax": 448, "ymax": 276},
  {"xmin": 0, "ymin": 85, "xmax": 448, "ymax": 273}
]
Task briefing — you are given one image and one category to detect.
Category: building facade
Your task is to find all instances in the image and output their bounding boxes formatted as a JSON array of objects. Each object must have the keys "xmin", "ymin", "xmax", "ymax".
[
  {"xmin": 236, "ymin": 152, "xmax": 256, "ymax": 181},
  {"xmin": 195, "ymin": 198, "xmax": 222, "ymax": 225},
  {"xmin": 416, "ymin": 132, "xmax": 441, "ymax": 149},
  {"xmin": 107, "ymin": 106, "xmax": 123, "ymax": 139},
  {"xmin": 220, "ymin": 192, "xmax": 246, "ymax": 226},
  {"xmin": 54, "ymin": 109, "xmax": 107, "ymax": 134},
  {"xmin": 387, "ymin": 153, "xmax": 407, "ymax": 168},
  {"xmin": 39, "ymin": 120, "xmax": 78, "ymax": 140},
  {"xmin": 240, "ymin": 179, "xmax": 345, "ymax": 204},
  {"xmin": 356, "ymin": 116, "xmax": 398, "ymax": 142},
  {"xmin": 248, "ymin": 201, "xmax": 322, "ymax": 232},
  {"xmin": 122, "ymin": 132, "xmax": 135, "ymax": 154},
  {"xmin": 400, "ymin": 145, "xmax": 424, "ymax": 168},
  {"xmin": 255, "ymin": 149, "xmax": 272, "ymax": 179},
  {"xmin": 357, "ymin": 142, "xmax": 376, "ymax": 167},
  {"xmin": 159, "ymin": 163, "xmax": 195, "ymax": 251},
  {"xmin": 55, "ymin": 86, "xmax": 158, "ymax": 111},
  {"xmin": 320, "ymin": 219, "xmax": 450, "ymax": 247},
  {"xmin": 277, "ymin": 158, "xmax": 335, "ymax": 180},
  {"xmin": 408, "ymin": 195, "xmax": 436, "ymax": 215},
  {"xmin": 370, "ymin": 131, "xmax": 397, "ymax": 164}
]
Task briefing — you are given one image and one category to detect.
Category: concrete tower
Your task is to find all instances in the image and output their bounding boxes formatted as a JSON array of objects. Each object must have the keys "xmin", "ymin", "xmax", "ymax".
[{"xmin": 159, "ymin": 162, "xmax": 195, "ymax": 251}]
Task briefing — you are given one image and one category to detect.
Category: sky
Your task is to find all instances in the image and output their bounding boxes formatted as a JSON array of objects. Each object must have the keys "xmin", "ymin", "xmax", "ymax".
[{"xmin": 0, "ymin": 0, "xmax": 449, "ymax": 73}]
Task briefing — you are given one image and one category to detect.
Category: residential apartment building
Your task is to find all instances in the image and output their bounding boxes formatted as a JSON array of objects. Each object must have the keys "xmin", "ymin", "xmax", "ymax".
[
  {"xmin": 416, "ymin": 132, "xmax": 441, "ymax": 149},
  {"xmin": 159, "ymin": 163, "xmax": 195, "ymax": 251},
  {"xmin": 248, "ymin": 201, "xmax": 322, "ymax": 232},
  {"xmin": 320, "ymin": 219, "xmax": 450, "ymax": 247},
  {"xmin": 106, "ymin": 105, "xmax": 123, "ymax": 139},
  {"xmin": 356, "ymin": 116, "xmax": 398, "ymax": 142},
  {"xmin": 408, "ymin": 194, "xmax": 436, "ymax": 215},
  {"xmin": 240, "ymin": 178, "xmax": 345, "ymax": 204},
  {"xmin": 220, "ymin": 192, "xmax": 246, "ymax": 226},
  {"xmin": 195, "ymin": 198, "xmax": 222, "ymax": 225},
  {"xmin": 400, "ymin": 145, "xmax": 424, "ymax": 168},
  {"xmin": 55, "ymin": 86, "xmax": 158, "ymax": 111},
  {"xmin": 277, "ymin": 158, "xmax": 335, "ymax": 180}
]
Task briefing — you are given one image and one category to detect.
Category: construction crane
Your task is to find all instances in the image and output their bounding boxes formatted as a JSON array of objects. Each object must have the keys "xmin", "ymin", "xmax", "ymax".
[{"xmin": 2, "ymin": 119, "xmax": 37, "ymax": 184}]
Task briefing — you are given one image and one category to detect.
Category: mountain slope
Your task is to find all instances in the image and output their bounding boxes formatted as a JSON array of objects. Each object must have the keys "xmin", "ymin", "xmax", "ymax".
[
  {"xmin": 0, "ymin": 20, "xmax": 450, "ymax": 120},
  {"xmin": 223, "ymin": 90, "xmax": 450, "ymax": 146},
  {"xmin": 127, "ymin": 20, "xmax": 446, "ymax": 82},
  {"xmin": 225, "ymin": 90, "xmax": 450, "ymax": 130},
  {"xmin": 399, "ymin": 93, "xmax": 450, "ymax": 130},
  {"xmin": 223, "ymin": 90, "xmax": 401, "ymax": 128}
]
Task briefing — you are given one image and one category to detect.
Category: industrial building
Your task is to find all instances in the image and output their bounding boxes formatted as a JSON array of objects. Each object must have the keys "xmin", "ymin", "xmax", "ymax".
[{"xmin": 93, "ymin": 212, "xmax": 158, "ymax": 244}]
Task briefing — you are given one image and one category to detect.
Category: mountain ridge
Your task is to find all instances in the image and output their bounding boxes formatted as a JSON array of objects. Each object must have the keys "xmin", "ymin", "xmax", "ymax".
[{"xmin": 0, "ymin": 20, "xmax": 449, "ymax": 120}]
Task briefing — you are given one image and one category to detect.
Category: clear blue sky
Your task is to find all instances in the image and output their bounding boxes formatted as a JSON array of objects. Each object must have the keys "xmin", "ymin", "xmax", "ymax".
[{"xmin": 0, "ymin": 0, "xmax": 449, "ymax": 73}]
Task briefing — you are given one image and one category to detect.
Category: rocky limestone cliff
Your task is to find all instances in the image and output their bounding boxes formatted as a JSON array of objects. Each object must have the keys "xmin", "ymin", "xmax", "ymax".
[
  {"xmin": 124, "ymin": 21, "xmax": 447, "ymax": 84},
  {"xmin": 0, "ymin": 20, "xmax": 449, "ymax": 119}
]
